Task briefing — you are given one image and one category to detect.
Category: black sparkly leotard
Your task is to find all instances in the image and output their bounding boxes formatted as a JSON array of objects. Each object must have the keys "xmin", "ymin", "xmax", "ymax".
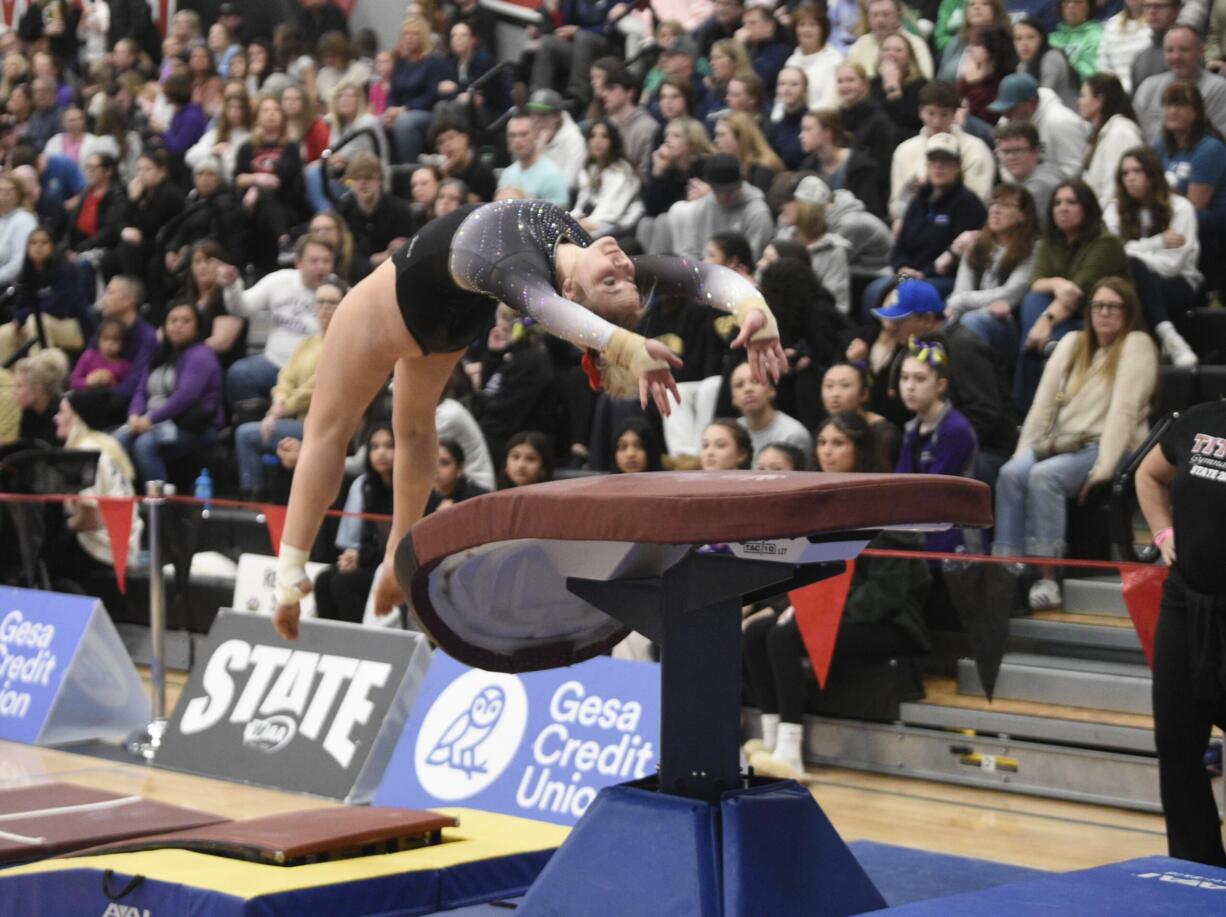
[{"xmin": 392, "ymin": 199, "xmax": 764, "ymax": 355}]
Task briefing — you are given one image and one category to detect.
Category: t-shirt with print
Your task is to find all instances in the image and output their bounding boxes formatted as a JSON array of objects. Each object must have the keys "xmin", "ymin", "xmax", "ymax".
[
  {"xmin": 1159, "ymin": 400, "xmax": 1226, "ymax": 595},
  {"xmin": 1157, "ymin": 136, "xmax": 1226, "ymax": 221}
]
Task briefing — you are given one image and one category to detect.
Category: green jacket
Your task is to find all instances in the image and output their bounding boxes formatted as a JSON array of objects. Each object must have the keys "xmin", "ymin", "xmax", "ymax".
[
  {"xmin": 1050, "ymin": 20, "xmax": 1104, "ymax": 81},
  {"xmin": 1032, "ymin": 223, "xmax": 1128, "ymax": 295},
  {"xmin": 844, "ymin": 530, "xmax": 931, "ymax": 652}
]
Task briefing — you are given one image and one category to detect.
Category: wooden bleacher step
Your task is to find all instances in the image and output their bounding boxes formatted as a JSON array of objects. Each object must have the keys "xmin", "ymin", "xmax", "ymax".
[{"xmin": 956, "ymin": 653, "xmax": 1152, "ymax": 715}]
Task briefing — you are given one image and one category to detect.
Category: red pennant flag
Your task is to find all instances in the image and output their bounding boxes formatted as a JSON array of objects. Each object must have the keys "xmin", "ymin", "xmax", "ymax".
[
  {"xmin": 789, "ymin": 562, "xmax": 856, "ymax": 689},
  {"xmin": 97, "ymin": 497, "xmax": 134, "ymax": 594},
  {"xmin": 260, "ymin": 504, "xmax": 288, "ymax": 556},
  {"xmin": 1121, "ymin": 564, "xmax": 1169, "ymax": 670}
]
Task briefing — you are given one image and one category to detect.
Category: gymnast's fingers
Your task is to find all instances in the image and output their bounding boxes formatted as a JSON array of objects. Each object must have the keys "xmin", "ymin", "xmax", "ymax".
[
  {"xmin": 668, "ymin": 374, "xmax": 682, "ymax": 405},
  {"xmin": 639, "ymin": 376, "xmax": 650, "ymax": 411}
]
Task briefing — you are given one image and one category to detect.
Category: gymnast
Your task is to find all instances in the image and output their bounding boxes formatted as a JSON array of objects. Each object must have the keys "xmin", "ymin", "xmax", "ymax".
[{"xmin": 272, "ymin": 199, "xmax": 786, "ymax": 639}]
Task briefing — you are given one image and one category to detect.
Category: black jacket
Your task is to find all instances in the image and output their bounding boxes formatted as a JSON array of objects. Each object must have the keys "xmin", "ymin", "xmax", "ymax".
[
  {"xmin": 124, "ymin": 181, "xmax": 187, "ymax": 256},
  {"xmin": 840, "ymin": 98, "xmax": 897, "ymax": 199},
  {"xmin": 66, "ymin": 185, "xmax": 126, "ymax": 253},
  {"xmin": 892, "ymin": 180, "xmax": 987, "ymax": 276},
  {"xmin": 337, "ymin": 192, "xmax": 415, "ymax": 281},
  {"xmin": 159, "ymin": 187, "xmax": 248, "ymax": 265}
]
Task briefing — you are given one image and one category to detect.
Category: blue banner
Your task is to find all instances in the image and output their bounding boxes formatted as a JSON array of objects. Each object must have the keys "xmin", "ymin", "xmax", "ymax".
[
  {"xmin": 0, "ymin": 587, "xmax": 96, "ymax": 744},
  {"xmin": 375, "ymin": 654, "xmax": 660, "ymax": 825}
]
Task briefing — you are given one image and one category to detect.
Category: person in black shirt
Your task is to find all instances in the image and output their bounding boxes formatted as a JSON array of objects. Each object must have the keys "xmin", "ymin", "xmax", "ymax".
[
  {"xmin": 430, "ymin": 119, "xmax": 497, "ymax": 203},
  {"xmin": 335, "ymin": 153, "xmax": 413, "ymax": 281},
  {"xmin": 1138, "ymin": 401, "xmax": 1226, "ymax": 867}
]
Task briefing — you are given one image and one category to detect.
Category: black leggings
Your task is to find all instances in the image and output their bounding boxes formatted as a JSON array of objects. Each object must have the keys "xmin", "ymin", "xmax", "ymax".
[
  {"xmin": 1152, "ymin": 572, "xmax": 1226, "ymax": 867},
  {"xmin": 743, "ymin": 613, "xmax": 918, "ymax": 724},
  {"xmin": 313, "ymin": 565, "xmax": 376, "ymax": 625},
  {"xmin": 1128, "ymin": 257, "xmax": 1198, "ymax": 339}
]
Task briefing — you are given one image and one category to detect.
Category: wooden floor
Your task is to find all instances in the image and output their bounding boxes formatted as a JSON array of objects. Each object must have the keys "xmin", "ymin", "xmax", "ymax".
[{"xmin": 0, "ymin": 668, "xmax": 1174, "ymax": 876}]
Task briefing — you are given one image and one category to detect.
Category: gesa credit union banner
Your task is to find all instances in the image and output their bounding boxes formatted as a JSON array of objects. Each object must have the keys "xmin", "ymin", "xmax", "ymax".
[{"xmin": 375, "ymin": 653, "xmax": 660, "ymax": 825}]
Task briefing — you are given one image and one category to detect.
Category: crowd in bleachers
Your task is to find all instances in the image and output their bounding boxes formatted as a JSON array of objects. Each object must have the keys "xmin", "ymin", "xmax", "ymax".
[{"xmin": 0, "ymin": 0, "xmax": 1223, "ymax": 636}]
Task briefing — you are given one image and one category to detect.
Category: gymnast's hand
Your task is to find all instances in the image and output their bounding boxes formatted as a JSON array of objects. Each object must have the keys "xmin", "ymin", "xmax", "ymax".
[
  {"xmin": 639, "ymin": 339, "xmax": 683, "ymax": 418},
  {"xmin": 273, "ymin": 583, "xmax": 311, "ymax": 640},
  {"xmin": 732, "ymin": 308, "xmax": 786, "ymax": 384},
  {"xmin": 372, "ymin": 563, "xmax": 404, "ymax": 618}
]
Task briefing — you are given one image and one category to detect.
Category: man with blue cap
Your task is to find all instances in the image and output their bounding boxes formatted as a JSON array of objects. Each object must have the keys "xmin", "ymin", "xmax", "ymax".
[{"xmin": 988, "ymin": 73, "xmax": 1089, "ymax": 181}]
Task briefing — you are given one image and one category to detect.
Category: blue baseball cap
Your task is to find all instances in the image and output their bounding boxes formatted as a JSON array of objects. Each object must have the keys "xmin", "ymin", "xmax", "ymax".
[
  {"xmin": 872, "ymin": 279, "xmax": 946, "ymax": 320},
  {"xmin": 988, "ymin": 73, "xmax": 1039, "ymax": 113}
]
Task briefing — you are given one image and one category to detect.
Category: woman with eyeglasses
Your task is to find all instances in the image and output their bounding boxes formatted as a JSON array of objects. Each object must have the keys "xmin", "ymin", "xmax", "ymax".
[{"xmin": 995, "ymin": 276, "xmax": 1157, "ymax": 610}]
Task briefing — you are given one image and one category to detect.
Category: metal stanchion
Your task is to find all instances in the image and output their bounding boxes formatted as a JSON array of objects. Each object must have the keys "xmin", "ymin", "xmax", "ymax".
[{"xmin": 128, "ymin": 480, "xmax": 168, "ymax": 761}]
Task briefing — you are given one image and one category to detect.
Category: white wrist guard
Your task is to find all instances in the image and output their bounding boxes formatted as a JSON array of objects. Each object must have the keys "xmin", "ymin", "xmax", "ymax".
[
  {"xmin": 275, "ymin": 544, "xmax": 310, "ymax": 606},
  {"xmin": 733, "ymin": 297, "xmax": 780, "ymax": 342}
]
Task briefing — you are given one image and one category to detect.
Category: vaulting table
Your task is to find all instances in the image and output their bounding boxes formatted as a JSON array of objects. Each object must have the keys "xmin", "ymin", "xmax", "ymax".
[{"xmin": 396, "ymin": 471, "xmax": 992, "ymax": 916}]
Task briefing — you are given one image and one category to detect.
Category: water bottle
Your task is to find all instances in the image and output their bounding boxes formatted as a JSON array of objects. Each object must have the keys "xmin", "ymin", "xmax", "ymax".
[{"xmin": 194, "ymin": 468, "xmax": 213, "ymax": 515}]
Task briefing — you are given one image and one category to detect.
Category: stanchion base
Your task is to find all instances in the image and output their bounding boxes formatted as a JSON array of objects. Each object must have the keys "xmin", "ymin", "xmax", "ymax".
[
  {"xmin": 517, "ymin": 775, "xmax": 886, "ymax": 917},
  {"xmin": 126, "ymin": 719, "xmax": 168, "ymax": 762}
]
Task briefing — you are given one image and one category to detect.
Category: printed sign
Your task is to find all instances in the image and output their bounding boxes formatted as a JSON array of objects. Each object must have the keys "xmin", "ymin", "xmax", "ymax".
[
  {"xmin": 232, "ymin": 553, "xmax": 329, "ymax": 619},
  {"xmin": 0, "ymin": 587, "xmax": 150, "ymax": 745},
  {"xmin": 158, "ymin": 610, "xmax": 431, "ymax": 803},
  {"xmin": 375, "ymin": 653, "xmax": 660, "ymax": 825}
]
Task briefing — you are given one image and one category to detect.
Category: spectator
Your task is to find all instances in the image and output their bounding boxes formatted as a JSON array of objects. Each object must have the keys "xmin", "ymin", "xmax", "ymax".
[
  {"xmin": 700, "ymin": 417, "xmax": 753, "ymax": 469},
  {"xmin": 798, "ymin": 109, "xmax": 886, "ymax": 219},
  {"xmin": 72, "ymin": 276, "xmax": 155, "ymax": 427},
  {"xmin": 235, "ymin": 94, "xmax": 305, "ymax": 275},
  {"xmin": 45, "ymin": 390, "xmax": 143, "ymax": 618},
  {"xmin": 939, "ymin": 0, "xmax": 1012, "ymax": 82},
  {"xmin": 989, "ymin": 72, "xmax": 1090, "ymax": 180},
  {"xmin": 436, "ymin": 379, "xmax": 496, "ymax": 492},
  {"xmin": 155, "ymin": 73, "xmax": 208, "ymax": 168},
  {"xmin": 847, "ymin": 0, "xmax": 935, "ymax": 78},
  {"xmin": 571, "ymin": 118, "xmax": 645, "ymax": 238},
  {"xmin": 0, "ymin": 173, "xmax": 37, "ymax": 289},
  {"xmin": 867, "ymin": 133, "xmax": 988, "ymax": 316},
  {"xmin": 317, "ymin": 422, "xmax": 394, "ymax": 624},
  {"xmin": 766, "ymin": 67, "xmax": 810, "ymax": 170},
  {"xmin": 1133, "ymin": 25, "xmax": 1226, "ymax": 143},
  {"xmin": 731, "ymin": 356, "xmax": 814, "ymax": 463},
  {"xmin": 208, "ymin": 20, "xmax": 243, "ymax": 78},
  {"xmin": 315, "ymin": 31, "xmax": 370, "ymax": 106},
  {"xmin": 234, "ymin": 277, "xmax": 342, "ymax": 499},
  {"xmin": 696, "ymin": 0, "xmax": 744, "ymax": 58},
  {"xmin": 821, "ymin": 361, "xmax": 902, "ymax": 466},
  {"xmin": 1131, "ymin": 0, "xmax": 1182, "ymax": 91},
  {"xmin": 281, "ymin": 83, "xmax": 329, "ymax": 165},
  {"xmin": 740, "ymin": 2, "xmax": 792, "ymax": 93},
  {"xmin": 221, "ymin": 234, "xmax": 334, "ymax": 409},
  {"xmin": 783, "ymin": 176, "xmax": 854, "ymax": 316},
  {"xmin": 950, "ymin": 184, "xmax": 1041, "ymax": 360},
  {"xmin": 1050, "ymin": 0, "xmax": 1102, "ymax": 81},
  {"xmin": 18, "ymin": 3, "xmax": 80, "ymax": 77},
  {"xmin": 836, "ymin": 61, "xmax": 899, "ymax": 196},
  {"xmin": 705, "ymin": 230, "xmax": 756, "ymax": 277},
  {"xmin": 644, "ymin": 117, "xmax": 713, "ymax": 217},
  {"xmin": 431, "ymin": 119, "xmax": 497, "ymax": 203},
  {"xmin": 114, "ymin": 302, "xmax": 224, "ymax": 484},
  {"xmin": 995, "ymin": 276, "xmax": 1157, "ymax": 609},
  {"xmin": 161, "ymin": 157, "xmax": 247, "ymax": 271},
  {"xmin": 745, "ymin": 411, "xmax": 930, "ymax": 780},
  {"xmin": 662, "ymin": 153, "xmax": 774, "ymax": 260},
  {"xmin": 784, "ymin": 3, "xmax": 844, "ymax": 110},
  {"xmin": 703, "ymin": 37, "xmax": 754, "ymax": 124},
  {"xmin": 713, "ymin": 111, "xmax": 784, "ymax": 192},
  {"xmin": 70, "ymin": 317, "xmax": 132, "ymax": 395},
  {"xmin": 957, "ymin": 25, "xmax": 1019, "ymax": 123},
  {"xmin": 890, "ymin": 81, "xmax": 995, "ymax": 221},
  {"xmin": 601, "ymin": 69, "xmax": 656, "ymax": 175},
  {"xmin": 792, "ymin": 175, "xmax": 895, "ymax": 281},
  {"xmin": 425, "ymin": 437, "xmax": 490, "ymax": 512},
  {"xmin": 44, "ymin": 107, "xmax": 104, "ymax": 169},
  {"xmin": 446, "ymin": 0, "xmax": 500, "ymax": 60},
  {"xmin": 1015, "ymin": 179, "xmax": 1129, "ymax": 409},
  {"xmin": 335, "ymin": 153, "xmax": 413, "ymax": 281},
  {"xmin": 994, "ymin": 121, "xmax": 1064, "ymax": 222},
  {"xmin": 93, "ymin": 102, "xmax": 143, "ymax": 184},
  {"xmin": 11, "ymin": 349, "xmax": 69, "ymax": 444},
  {"xmin": 9, "ymin": 164, "xmax": 65, "ymax": 244},
  {"xmin": 497, "ymin": 430, "xmax": 555, "ymax": 489},
  {"xmin": 895, "ymin": 334, "xmax": 978, "ymax": 551},
  {"xmin": 110, "ymin": 148, "xmax": 186, "ymax": 311},
  {"xmin": 871, "ymin": 32, "xmax": 929, "ymax": 140},
  {"xmin": 0, "ymin": 228, "xmax": 85, "ymax": 364},
  {"xmin": 384, "ymin": 16, "xmax": 445, "ymax": 165},
  {"xmin": 434, "ymin": 178, "xmax": 468, "ymax": 218},
  {"xmin": 530, "ymin": 0, "xmax": 617, "ymax": 114},
  {"xmin": 1097, "ymin": 0, "xmax": 1151, "ymax": 91},
  {"xmin": 496, "ymin": 112, "xmax": 570, "ymax": 207},
  {"xmin": 182, "ymin": 239, "xmax": 247, "ymax": 366},
  {"xmin": 1079, "ymin": 73, "xmax": 1145, "ymax": 207},
  {"xmin": 185, "ymin": 86, "xmax": 252, "ymax": 183},
  {"xmin": 1154, "ymin": 80, "xmax": 1226, "ymax": 292},
  {"xmin": 528, "ymin": 88, "xmax": 591, "ymax": 192},
  {"xmin": 188, "ymin": 44, "xmax": 225, "ymax": 121},
  {"xmin": 609, "ymin": 417, "xmax": 664, "ymax": 473},
  {"xmin": 304, "ymin": 80, "xmax": 386, "ymax": 214},
  {"xmin": 1105, "ymin": 146, "xmax": 1201, "ymax": 367}
]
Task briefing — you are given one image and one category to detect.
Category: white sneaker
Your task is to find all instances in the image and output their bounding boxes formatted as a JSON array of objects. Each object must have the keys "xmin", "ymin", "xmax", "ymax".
[
  {"xmin": 1158, "ymin": 324, "xmax": 1199, "ymax": 368},
  {"xmin": 749, "ymin": 750, "xmax": 806, "ymax": 780},
  {"xmin": 1028, "ymin": 578, "xmax": 1063, "ymax": 611}
]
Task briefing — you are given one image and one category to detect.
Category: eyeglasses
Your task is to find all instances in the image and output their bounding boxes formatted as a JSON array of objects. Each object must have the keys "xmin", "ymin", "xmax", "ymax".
[
  {"xmin": 997, "ymin": 145, "xmax": 1034, "ymax": 157},
  {"xmin": 1089, "ymin": 301, "xmax": 1125, "ymax": 314}
]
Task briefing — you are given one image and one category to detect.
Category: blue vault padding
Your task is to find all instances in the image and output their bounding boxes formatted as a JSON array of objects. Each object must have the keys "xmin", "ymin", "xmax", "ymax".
[{"xmin": 517, "ymin": 778, "xmax": 886, "ymax": 916}]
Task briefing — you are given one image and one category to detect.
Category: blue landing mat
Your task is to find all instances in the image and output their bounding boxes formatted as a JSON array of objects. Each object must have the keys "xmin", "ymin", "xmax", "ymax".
[{"xmin": 438, "ymin": 840, "xmax": 1048, "ymax": 914}]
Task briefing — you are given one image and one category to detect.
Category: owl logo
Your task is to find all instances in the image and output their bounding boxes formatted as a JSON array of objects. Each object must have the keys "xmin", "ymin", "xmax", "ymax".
[{"xmin": 425, "ymin": 685, "xmax": 506, "ymax": 777}]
